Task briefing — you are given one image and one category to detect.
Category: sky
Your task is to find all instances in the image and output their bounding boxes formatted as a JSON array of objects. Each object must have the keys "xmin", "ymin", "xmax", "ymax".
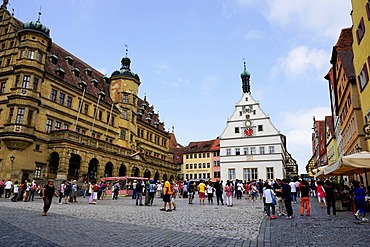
[{"xmin": 9, "ymin": 0, "xmax": 353, "ymax": 174}]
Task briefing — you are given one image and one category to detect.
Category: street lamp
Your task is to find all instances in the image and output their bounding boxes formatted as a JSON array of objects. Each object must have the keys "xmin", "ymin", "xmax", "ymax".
[{"xmin": 10, "ymin": 155, "xmax": 15, "ymax": 168}]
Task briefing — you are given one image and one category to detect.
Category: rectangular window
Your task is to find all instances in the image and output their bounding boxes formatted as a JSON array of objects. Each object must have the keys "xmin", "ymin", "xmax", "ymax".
[
  {"xmin": 203, "ymin": 163, "xmax": 206, "ymax": 168},
  {"xmin": 235, "ymin": 148, "xmax": 240, "ymax": 155},
  {"xmin": 267, "ymin": 167, "xmax": 274, "ymax": 180},
  {"xmin": 190, "ymin": 164, "xmax": 193, "ymax": 169},
  {"xmin": 46, "ymin": 118, "xmax": 53, "ymax": 133},
  {"xmin": 98, "ymin": 110, "xmax": 103, "ymax": 121},
  {"xmin": 228, "ymin": 169, "xmax": 235, "ymax": 180},
  {"xmin": 27, "ymin": 110, "xmax": 33, "ymax": 127},
  {"xmin": 120, "ymin": 129, "xmax": 126, "ymax": 140},
  {"xmin": 235, "ymin": 127, "xmax": 240, "ymax": 133},
  {"xmin": 50, "ymin": 89, "xmax": 57, "ymax": 101},
  {"xmin": 63, "ymin": 123, "xmax": 69, "ymax": 129},
  {"xmin": 33, "ymin": 77, "xmax": 39, "ymax": 90},
  {"xmin": 259, "ymin": 146, "xmax": 265, "ymax": 154},
  {"xmin": 194, "ymin": 164, "xmax": 197, "ymax": 169},
  {"xmin": 185, "ymin": 174, "xmax": 189, "ymax": 180},
  {"xmin": 37, "ymin": 53, "xmax": 43, "ymax": 62},
  {"xmin": 27, "ymin": 50, "xmax": 34, "ymax": 59},
  {"xmin": 186, "ymin": 154, "xmax": 189, "ymax": 159},
  {"xmin": 34, "ymin": 166, "xmax": 42, "ymax": 179},
  {"xmin": 16, "ymin": 108, "xmax": 25, "ymax": 124},
  {"xmin": 367, "ymin": 2, "xmax": 370, "ymax": 20},
  {"xmin": 250, "ymin": 147, "xmax": 256, "ymax": 154},
  {"xmin": 22, "ymin": 75, "xmax": 30, "ymax": 88},
  {"xmin": 190, "ymin": 154, "xmax": 193, "ymax": 159},
  {"xmin": 194, "ymin": 153, "xmax": 197, "ymax": 159},
  {"xmin": 186, "ymin": 164, "xmax": 189, "ymax": 169},
  {"xmin": 207, "ymin": 153, "xmax": 210, "ymax": 158},
  {"xmin": 244, "ymin": 147, "xmax": 249, "ymax": 155},
  {"xmin": 226, "ymin": 148, "xmax": 231, "ymax": 156},
  {"xmin": 8, "ymin": 107, "xmax": 14, "ymax": 124},
  {"xmin": 59, "ymin": 93, "xmax": 65, "ymax": 105},
  {"xmin": 269, "ymin": 146, "xmax": 275, "ymax": 154},
  {"xmin": 0, "ymin": 82, "xmax": 5, "ymax": 93},
  {"xmin": 84, "ymin": 104, "xmax": 89, "ymax": 115},
  {"xmin": 66, "ymin": 96, "xmax": 72, "ymax": 108},
  {"xmin": 122, "ymin": 110, "xmax": 127, "ymax": 119},
  {"xmin": 356, "ymin": 17, "xmax": 365, "ymax": 44},
  {"xmin": 258, "ymin": 125, "xmax": 263, "ymax": 131},
  {"xmin": 251, "ymin": 168, "xmax": 258, "ymax": 180},
  {"xmin": 243, "ymin": 168, "xmax": 251, "ymax": 181},
  {"xmin": 207, "ymin": 163, "xmax": 210, "ymax": 168},
  {"xmin": 358, "ymin": 62, "xmax": 369, "ymax": 91},
  {"xmin": 203, "ymin": 153, "xmax": 206, "ymax": 158},
  {"xmin": 213, "ymin": 161, "xmax": 220, "ymax": 167},
  {"xmin": 214, "ymin": 171, "xmax": 220, "ymax": 178},
  {"xmin": 54, "ymin": 121, "xmax": 61, "ymax": 130},
  {"xmin": 207, "ymin": 173, "xmax": 210, "ymax": 178},
  {"xmin": 123, "ymin": 94, "xmax": 129, "ymax": 104}
]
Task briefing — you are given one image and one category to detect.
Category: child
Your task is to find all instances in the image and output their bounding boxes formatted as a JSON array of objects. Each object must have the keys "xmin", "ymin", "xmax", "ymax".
[{"xmin": 171, "ymin": 182, "xmax": 177, "ymax": 210}]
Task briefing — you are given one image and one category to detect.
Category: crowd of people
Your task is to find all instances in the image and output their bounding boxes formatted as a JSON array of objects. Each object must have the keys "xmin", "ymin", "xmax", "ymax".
[{"xmin": 1, "ymin": 176, "xmax": 368, "ymax": 221}]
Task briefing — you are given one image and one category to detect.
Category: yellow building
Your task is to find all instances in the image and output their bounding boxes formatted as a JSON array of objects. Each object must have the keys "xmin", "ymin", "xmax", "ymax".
[
  {"xmin": 351, "ymin": 0, "xmax": 370, "ymax": 150},
  {"xmin": 0, "ymin": 7, "xmax": 176, "ymax": 182},
  {"xmin": 179, "ymin": 140, "xmax": 216, "ymax": 181},
  {"xmin": 325, "ymin": 116, "xmax": 339, "ymax": 165}
]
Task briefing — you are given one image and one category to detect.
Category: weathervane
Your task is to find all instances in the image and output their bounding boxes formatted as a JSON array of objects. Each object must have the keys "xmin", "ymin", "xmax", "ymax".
[{"xmin": 125, "ymin": 44, "xmax": 128, "ymax": 57}]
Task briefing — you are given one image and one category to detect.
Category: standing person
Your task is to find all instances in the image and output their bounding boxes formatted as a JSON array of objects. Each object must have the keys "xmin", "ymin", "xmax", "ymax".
[
  {"xmin": 198, "ymin": 180, "xmax": 206, "ymax": 205},
  {"xmin": 4, "ymin": 179, "xmax": 12, "ymax": 199},
  {"xmin": 263, "ymin": 184, "xmax": 277, "ymax": 219},
  {"xmin": 352, "ymin": 180, "xmax": 368, "ymax": 221},
  {"xmin": 225, "ymin": 180, "xmax": 233, "ymax": 207},
  {"xmin": 157, "ymin": 181, "xmax": 162, "ymax": 198},
  {"xmin": 171, "ymin": 181, "xmax": 177, "ymax": 210},
  {"xmin": 188, "ymin": 182, "xmax": 195, "ymax": 204},
  {"xmin": 88, "ymin": 182, "xmax": 94, "ymax": 204},
  {"xmin": 282, "ymin": 179, "xmax": 293, "ymax": 219},
  {"xmin": 101, "ymin": 181, "xmax": 108, "ymax": 200},
  {"xmin": 182, "ymin": 181, "xmax": 188, "ymax": 198},
  {"xmin": 258, "ymin": 179, "xmax": 264, "ymax": 199},
  {"xmin": 300, "ymin": 180, "xmax": 311, "ymax": 216},
  {"xmin": 58, "ymin": 180, "xmax": 66, "ymax": 204},
  {"xmin": 72, "ymin": 180, "xmax": 78, "ymax": 202},
  {"xmin": 274, "ymin": 179, "xmax": 286, "ymax": 216},
  {"xmin": 316, "ymin": 181, "xmax": 327, "ymax": 208},
  {"xmin": 214, "ymin": 180, "xmax": 224, "ymax": 205},
  {"xmin": 81, "ymin": 180, "xmax": 88, "ymax": 198},
  {"xmin": 92, "ymin": 182, "xmax": 99, "ymax": 204},
  {"xmin": 28, "ymin": 180, "xmax": 37, "ymax": 201},
  {"xmin": 0, "ymin": 178, "xmax": 5, "ymax": 198},
  {"xmin": 160, "ymin": 178, "xmax": 172, "ymax": 212},
  {"xmin": 97, "ymin": 181, "xmax": 103, "ymax": 200},
  {"xmin": 41, "ymin": 179, "xmax": 59, "ymax": 216},
  {"xmin": 324, "ymin": 180, "xmax": 336, "ymax": 217},
  {"xmin": 11, "ymin": 181, "xmax": 19, "ymax": 202},
  {"xmin": 310, "ymin": 180, "xmax": 317, "ymax": 197},
  {"xmin": 132, "ymin": 180, "xmax": 137, "ymax": 199},
  {"xmin": 113, "ymin": 181, "xmax": 120, "ymax": 200},
  {"xmin": 206, "ymin": 182, "xmax": 214, "ymax": 204},
  {"xmin": 236, "ymin": 181, "xmax": 243, "ymax": 199},
  {"xmin": 251, "ymin": 182, "xmax": 258, "ymax": 202},
  {"xmin": 289, "ymin": 179, "xmax": 297, "ymax": 203},
  {"xmin": 148, "ymin": 180, "xmax": 156, "ymax": 206},
  {"xmin": 135, "ymin": 180, "xmax": 143, "ymax": 206}
]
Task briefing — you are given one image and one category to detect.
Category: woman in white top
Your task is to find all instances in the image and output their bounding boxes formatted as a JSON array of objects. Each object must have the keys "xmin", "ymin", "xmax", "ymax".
[
  {"xmin": 207, "ymin": 183, "xmax": 214, "ymax": 204},
  {"xmin": 4, "ymin": 179, "xmax": 12, "ymax": 199},
  {"xmin": 263, "ymin": 184, "xmax": 277, "ymax": 219}
]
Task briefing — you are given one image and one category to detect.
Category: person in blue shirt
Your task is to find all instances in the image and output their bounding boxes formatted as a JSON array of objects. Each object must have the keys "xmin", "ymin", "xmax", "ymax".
[{"xmin": 352, "ymin": 180, "xmax": 367, "ymax": 221}]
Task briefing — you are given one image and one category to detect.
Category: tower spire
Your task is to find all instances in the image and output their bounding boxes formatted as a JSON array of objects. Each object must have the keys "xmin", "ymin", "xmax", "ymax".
[{"xmin": 240, "ymin": 59, "xmax": 251, "ymax": 93}]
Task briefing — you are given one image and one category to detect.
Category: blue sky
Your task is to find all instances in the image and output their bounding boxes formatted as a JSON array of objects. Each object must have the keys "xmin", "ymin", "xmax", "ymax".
[{"xmin": 10, "ymin": 0, "xmax": 352, "ymax": 173}]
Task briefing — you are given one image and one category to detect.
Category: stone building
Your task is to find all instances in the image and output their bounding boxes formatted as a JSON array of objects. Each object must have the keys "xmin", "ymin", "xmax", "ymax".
[{"xmin": 0, "ymin": 6, "xmax": 177, "ymax": 183}]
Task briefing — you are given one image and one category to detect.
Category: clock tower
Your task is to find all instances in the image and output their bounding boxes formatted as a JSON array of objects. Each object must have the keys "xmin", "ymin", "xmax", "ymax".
[{"xmin": 220, "ymin": 62, "xmax": 288, "ymax": 181}]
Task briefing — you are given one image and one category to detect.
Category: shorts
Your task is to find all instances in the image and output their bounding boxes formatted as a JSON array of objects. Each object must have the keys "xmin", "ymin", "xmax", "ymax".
[
  {"xmin": 64, "ymin": 191, "xmax": 72, "ymax": 197},
  {"xmin": 199, "ymin": 192, "xmax": 205, "ymax": 199},
  {"xmin": 163, "ymin": 194, "xmax": 171, "ymax": 202}
]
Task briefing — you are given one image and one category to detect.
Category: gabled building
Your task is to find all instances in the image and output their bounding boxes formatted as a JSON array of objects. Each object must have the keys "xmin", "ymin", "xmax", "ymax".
[
  {"xmin": 220, "ymin": 63, "xmax": 287, "ymax": 182},
  {"xmin": 325, "ymin": 116, "xmax": 339, "ymax": 165},
  {"xmin": 0, "ymin": 6, "xmax": 177, "ymax": 182},
  {"xmin": 210, "ymin": 138, "xmax": 220, "ymax": 182}
]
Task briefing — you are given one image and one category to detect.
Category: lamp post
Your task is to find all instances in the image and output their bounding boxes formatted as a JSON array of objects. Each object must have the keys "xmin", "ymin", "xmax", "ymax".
[{"xmin": 74, "ymin": 81, "xmax": 87, "ymax": 131}]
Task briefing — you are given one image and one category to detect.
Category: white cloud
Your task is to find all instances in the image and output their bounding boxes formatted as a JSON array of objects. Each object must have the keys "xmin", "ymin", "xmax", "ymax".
[
  {"xmin": 155, "ymin": 63, "xmax": 169, "ymax": 74},
  {"xmin": 97, "ymin": 68, "xmax": 107, "ymax": 75},
  {"xmin": 271, "ymin": 45, "xmax": 329, "ymax": 79},
  {"xmin": 263, "ymin": 0, "xmax": 352, "ymax": 40},
  {"xmin": 244, "ymin": 30, "xmax": 263, "ymax": 40}
]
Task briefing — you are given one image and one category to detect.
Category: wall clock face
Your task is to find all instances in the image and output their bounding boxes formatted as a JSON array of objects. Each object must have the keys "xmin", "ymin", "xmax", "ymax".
[
  {"xmin": 245, "ymin": 121, "xmax": 251, "ymax": 126},
  {"xmin": 245, "ymin": 128, "xmax": 253, "ymax": 136}
]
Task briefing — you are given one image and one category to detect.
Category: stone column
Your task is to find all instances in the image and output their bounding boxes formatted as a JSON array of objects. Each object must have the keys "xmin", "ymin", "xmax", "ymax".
[
  {"xmin": 78, "ymin": 151, "xmax": 89, "ymax": 183},
  {"xmin": 56, "ymin": 148, "xmax": 69, "ymax": 181}
]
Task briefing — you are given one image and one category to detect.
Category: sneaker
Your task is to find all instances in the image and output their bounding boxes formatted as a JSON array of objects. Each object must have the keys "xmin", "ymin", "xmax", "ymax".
[
  {"xmin": 160, "ymin": 208, "xmax": 166, "ymax": 211},
  {"xmin": 362, "ymin": 217, "xmax": 369, "ymax": 222},
  {"xmin": 300, "ymin": 214, "xmax": 304, "ymax": 216},
  {"xmin": 354, "ymin": 213, "xmax": 360, "ymax": 220},
  {"xmin": 166, "ymin": 209, "xmax": 172, "ymax": 212},
  {"xmin": 271, "ymin": 216, "xmax": 277, "ymax": 219}
]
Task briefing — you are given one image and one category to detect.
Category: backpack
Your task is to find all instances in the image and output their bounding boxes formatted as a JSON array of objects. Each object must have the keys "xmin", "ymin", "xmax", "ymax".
[
  {"xmin": 65, "ymin": 183, "xmax": 71, "ymax": 192},
  {"xmin": 136, "ymin": 182, "xmax": 142, "ymax": 192}
]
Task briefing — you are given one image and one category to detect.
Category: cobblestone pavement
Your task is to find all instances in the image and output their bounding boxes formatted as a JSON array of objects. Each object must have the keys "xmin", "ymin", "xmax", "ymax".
[
  {"xmin": 0, "ymin": 195, "xmax": 264, "ymax": 247},
  {"xmin": 258, "ymin": 197, "xmax": 370, "ymax": 247}
]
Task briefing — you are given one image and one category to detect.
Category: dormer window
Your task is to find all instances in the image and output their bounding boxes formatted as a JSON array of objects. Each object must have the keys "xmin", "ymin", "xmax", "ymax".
[
  {"xmin": 85, "ymin": 68, "xmax": 92, "ymax": 77},
  {"xmin": 146, "ymin": 117, "xmax": 151, "ymax": 124},
  {"xmin": 72, "ymin": 67, "xmax": 80, "ymax": 77},
  {"xmin": 154, "ymin": 121, "xmax": 159, "ymax": 128},
  {"xmin": 65, "ymin": 55, "xmax": 74, "ymax": 65},
  {"xmin": 102, "ymin": 75, "xmax": 109, "ymax": 84},
  {"xmin": 142, "ymin": 103, "xmax": 147, "ymax": 110},
  {"xmin": 49, "ymin": 54, "xmax": 58, "ymax": 65},
  {"xmin": 55, "ymin": 67, "xmax": 65, "ymax": 78},
  {"xmin": 91, "ymin": 79, "xmax": 98, "ymax": 88}
]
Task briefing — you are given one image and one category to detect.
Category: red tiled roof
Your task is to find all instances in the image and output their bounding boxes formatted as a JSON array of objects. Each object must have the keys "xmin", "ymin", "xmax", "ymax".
[{"xmin": 183, "ymin": 139, "xmax": 216, "ymax": 154}]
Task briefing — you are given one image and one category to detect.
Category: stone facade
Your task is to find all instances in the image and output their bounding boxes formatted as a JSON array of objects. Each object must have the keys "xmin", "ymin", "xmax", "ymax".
[{"xmin": 0, "ymin": 8, "xmax": 176, "ymax": 183}]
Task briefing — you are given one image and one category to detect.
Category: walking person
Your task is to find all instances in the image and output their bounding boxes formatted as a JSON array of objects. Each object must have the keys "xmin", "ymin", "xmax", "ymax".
[
  {"xmin": 274, "ymin": 179, "xmax": 286, "ymax": 216},
  {"xmin": 132, "ymin": 180, "xmax": 137, "ymax": 199},
  {"xmin": 81, "ymin": 180, "xmax": 88, "ymax": 198},
  {"xmin": 72, "ymin": 180, "xmax": 78, "ymax": 202},
  {"xmin": 58, "ymin": 180, "xmax": 66, "ymax": 204},
  {"xmin": 263, "ymin": 184, "xmax": 277, "ymax": 219},
  {"xmin": 352, "ymin": 180, "xmax": 368, "ymax": 221},
  {"xmin": 28, "ymin": 180, "xmax": 37, "ymax": 201},
  {"xmin": 11, "ymin": 181, "xmax": 19, "ymax": 202},
  {"xmin": 324, "ymin": 180, "xmax": 336, "ymax": 217},
  {"xmin": 214, "ymin": 180, "xmax": 224, "ymax": 205},
  {"xmin": 316, "ymin": 181, "xmax": 327, "ymax": 208},
  {"xmin": 225, "ymin": 180, "xmax": 233, "ymax": 207},
  {"xmin": 4, "ymin": 178, "xmax": 12, "ymax": 199},
  {"xmin": 171, "ymin": 181, "xmax": 177, "ymax": 210},
  {"xmin": 289, "ymin": 179, "xmax": 297, "ymax": 203},
  {"xmin": 113, "ymin": 180, "xmax": 120, "ymax": 200},
  {"xmin": 0, "ymin": 178, "xmax": 5, "ymax": 198},
  {"xmin": 300, "ymin": 180, "xmax": 311, "ymax": 216},
  {"xmin": 23, "ymin": 180, "xmax": 30, "ymax": 202},
  {"xmin": 198, "ymin": 180, "xmax": 206, "ymax": 205},
  {"xmin": 41, "ymin": 179, "xmax": 59, "ymax": 216},
  {"xmin": 282, "ymin": 179, "xmax": 293, "ymax": 219},
  {"xmin": 188, "ymin": 182, "xmax": 195, "ymax": 204}
]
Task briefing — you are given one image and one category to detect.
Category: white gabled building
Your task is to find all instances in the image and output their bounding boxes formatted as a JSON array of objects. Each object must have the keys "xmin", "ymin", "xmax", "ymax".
[{"xmin": 220, "ymin": 63, "xmax": 286, "ymax": 182}]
